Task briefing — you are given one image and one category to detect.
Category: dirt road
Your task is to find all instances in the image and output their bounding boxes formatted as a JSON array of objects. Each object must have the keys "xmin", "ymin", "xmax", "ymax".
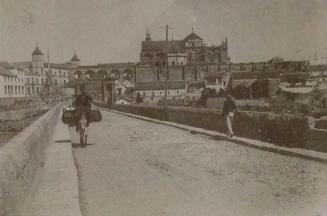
[{"xmin": 71, "ymin": 110, "xmax": 327, "ymax": 216}]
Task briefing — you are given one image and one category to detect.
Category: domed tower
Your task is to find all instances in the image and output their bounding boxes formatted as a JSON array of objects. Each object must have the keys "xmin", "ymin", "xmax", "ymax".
[
  {"xmin": 32, "ymin": 42, "xmax": 44, "ymax": 74},
  {"xmin": 70, "ymin": 50, "xmax": 81, "ymax": 67}
]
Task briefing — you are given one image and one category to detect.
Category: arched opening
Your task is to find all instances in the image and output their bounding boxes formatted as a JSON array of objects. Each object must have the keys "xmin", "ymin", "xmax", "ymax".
[
  {"xmin": 123, "ymin": 69, "xmax": 133, "ymax": 80},
  {"xmin": 86, "ymin": 70, "xmax": 95, "ymax": 80},
  {"xmin": 98, "ymin": 69, "xmax": 107, "ymax": 80},
  {"xmin": 110, "ymin": 69, "xmax": 120, "ymax": 79},
  {"xmin": 74, "ymin": 71, "xmax": 82, "ymax": 80}
]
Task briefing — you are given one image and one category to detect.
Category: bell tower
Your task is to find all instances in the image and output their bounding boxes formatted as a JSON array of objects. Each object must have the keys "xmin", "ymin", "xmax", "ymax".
[{"xmin": 32, "ymin": 42, "xmax": 44, "ymax": 74}]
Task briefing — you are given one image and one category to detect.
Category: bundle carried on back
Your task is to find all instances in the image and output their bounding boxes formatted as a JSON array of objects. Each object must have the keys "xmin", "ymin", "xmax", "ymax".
[{"xmin": 62, "ymin": 105, "xmax": 102, "ymax": 126}]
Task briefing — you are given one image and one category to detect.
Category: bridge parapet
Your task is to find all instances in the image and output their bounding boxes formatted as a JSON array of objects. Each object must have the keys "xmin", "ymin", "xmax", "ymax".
[
  {"xmin": 107, "ymin": 104, "xmax": 327, "ymax": 152},
  {"xmin": 0, "ymin": 103, "xmax": 61, "ymax": 215}
]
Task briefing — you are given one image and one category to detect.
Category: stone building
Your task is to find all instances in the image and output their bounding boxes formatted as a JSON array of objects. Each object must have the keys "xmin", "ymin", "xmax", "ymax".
[
  {"xmin": 140, "ymin": 30, "xmax": 230, "ymax": 66},
  {"xmin": 14, "ymin": 43, "xmax": 79, "ymax": 96},
  {"xmin": 0, "ymin": 62, "xmax": 26, "ymax": 99}
]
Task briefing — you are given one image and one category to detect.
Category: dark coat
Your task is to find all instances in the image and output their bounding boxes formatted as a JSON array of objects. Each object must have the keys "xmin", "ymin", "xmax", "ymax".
[
  {"xmin": 222, "ymin": 99, "xmax": 237, "ymax": 116},
  {"xmin": 76, "ymin": 93, "xmax": 92, "ymax": 107}
]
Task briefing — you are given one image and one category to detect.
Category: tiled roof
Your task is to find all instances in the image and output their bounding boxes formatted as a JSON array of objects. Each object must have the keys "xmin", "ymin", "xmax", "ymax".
[
  {"xmin": 12, "ymin": 61, "xmax": 32, "ymax": 68},
  {"xmin": 183, "ymin": 32, "xmax": 203, "ymax": 41},
  {"xmin": 0, "ymin": 66, "xmax": 17, "ymax": 77},
  {"xmin": 141, "ymin": 40, "xmax": 184, "ymax": 53},
  {"xmin": 44, "ymin": 62, "xmax": 76, "ymax": 69},
  {"xmin": 268, "ymin": 56, "xmax": 284, "ymax": 63},
  {"xmin": 135, "ymin": 81, "xmax": 186, "ymax": 91},
  {"xmin": 32, "ymin": 46, "xmax": 43, "ymax": 55},
  {"xmin": 0, "ymin": 61, "xmax": 14, "ymax": 69}
]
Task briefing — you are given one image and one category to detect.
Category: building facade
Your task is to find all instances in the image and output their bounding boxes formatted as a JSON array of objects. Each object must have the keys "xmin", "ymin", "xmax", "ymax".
[
  {"xmin": 0, "ymin": 62, "xmax": 26, "ymax": 99},
  {"xmin": 14, "ymin": 43, "xmax": 80, "ymax": 96},
  {"xmin": 140, "ymin": 30, "xmax": 230, "ymax": 66}
]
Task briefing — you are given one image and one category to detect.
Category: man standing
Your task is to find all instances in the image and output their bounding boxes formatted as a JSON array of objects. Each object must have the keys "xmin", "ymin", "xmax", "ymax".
[
  {"xmin": 222, "ymin": 94, "xmax": 237, "ymax": 138},
  {"xmin": 75, "ymin": 86, "xmax": 92, "ymax": 130}
]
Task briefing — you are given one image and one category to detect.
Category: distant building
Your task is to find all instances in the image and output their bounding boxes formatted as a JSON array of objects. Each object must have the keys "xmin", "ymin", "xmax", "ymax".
[
  {"xmin": 13, "ymin": 43, "xmax": 80, "ymax": 96},
  {"xmin": 134, "ymin": 81, "xmax": 187, "ymax": 102},
  {"xmin": 140, "ymin": 30, "xmax": 230, "ymax": 66},
  {"xmin": 0, "ymin": 62, "xmax": 26, "ymax": 100}
]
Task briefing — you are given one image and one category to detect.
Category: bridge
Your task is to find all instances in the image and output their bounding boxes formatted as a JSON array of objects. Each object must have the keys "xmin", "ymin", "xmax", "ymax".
[{"xmin": 1, "ymin": 103, "xmax": 327, "ymax": 216}]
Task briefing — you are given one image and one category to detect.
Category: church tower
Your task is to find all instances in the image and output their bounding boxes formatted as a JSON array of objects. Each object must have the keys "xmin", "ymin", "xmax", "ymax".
[
  {"xmin": 70, "ymin": 50, "xmax": 81, "ymax": 67},
  {"xmin": 32, "ymin": 42, "xmax": 44, "ymax": 74}
]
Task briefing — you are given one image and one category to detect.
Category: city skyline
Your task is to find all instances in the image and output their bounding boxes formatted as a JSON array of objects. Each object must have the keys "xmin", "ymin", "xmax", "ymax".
[{"xmin": 1, "ymin": 0, "xmax": 327, "ymax": 65}]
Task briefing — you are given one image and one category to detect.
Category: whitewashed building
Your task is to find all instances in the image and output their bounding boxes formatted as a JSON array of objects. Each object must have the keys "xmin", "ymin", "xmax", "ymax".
[
  {"xmin": 134, "ymin": 81, "xmax": 187, "ymax": 102},
  {"xmin": 14, "ymin": 43, "xmax": 80, "ymax": 96},
  {"xmin": 0, "ymin": 62, "xmax": 26, "ymax": 99}
]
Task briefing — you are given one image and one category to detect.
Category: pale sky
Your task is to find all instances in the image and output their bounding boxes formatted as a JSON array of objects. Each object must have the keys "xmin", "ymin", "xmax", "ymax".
[{"xmin": 0, "ymin": 0, "xmax": 327, "ymax": 65}]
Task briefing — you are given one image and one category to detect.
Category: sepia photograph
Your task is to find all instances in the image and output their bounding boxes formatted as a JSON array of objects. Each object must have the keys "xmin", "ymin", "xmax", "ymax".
[{"xmin": 0, "ymin": 0, "xmax": 327, "ymax": 215}]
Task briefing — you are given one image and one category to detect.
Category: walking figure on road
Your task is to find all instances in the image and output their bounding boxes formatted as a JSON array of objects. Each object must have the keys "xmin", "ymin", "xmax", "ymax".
[
  {"xmin": 222, "ymin": 94, "xmax": 237, "ymax": 138},
  {"xmin": 75, "ymin": 86, "xmax": 92, "ymax": 147}
]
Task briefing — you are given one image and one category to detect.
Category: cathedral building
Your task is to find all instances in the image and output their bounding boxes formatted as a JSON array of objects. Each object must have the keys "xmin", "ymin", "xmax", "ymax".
[{"xmin": 140, "ymin": 30, "xmax": 230, "ymax": 66}]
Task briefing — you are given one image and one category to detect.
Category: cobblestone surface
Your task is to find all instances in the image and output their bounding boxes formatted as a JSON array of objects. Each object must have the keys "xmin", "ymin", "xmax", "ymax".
[{"xmin": 72, "ymin": 111, "xmax": 327, "ymax": 216}]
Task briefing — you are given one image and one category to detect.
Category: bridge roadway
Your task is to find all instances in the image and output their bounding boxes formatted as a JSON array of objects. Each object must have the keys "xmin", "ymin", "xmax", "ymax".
[{"xmin": 71, "ymin": 110, "xmax": 327, "ymax": 216}]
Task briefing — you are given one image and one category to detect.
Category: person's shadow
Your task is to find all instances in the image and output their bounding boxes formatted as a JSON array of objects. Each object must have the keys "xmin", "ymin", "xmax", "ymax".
[{"xmin": 72, "ymin": 142, "xmax": 94, "ymax": 149}]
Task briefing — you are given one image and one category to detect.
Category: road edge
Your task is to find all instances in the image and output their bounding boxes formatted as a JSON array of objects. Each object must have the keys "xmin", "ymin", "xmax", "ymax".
[{"xmin": 103, "ymin": 108, "xmax": 327, "ymax": 164}]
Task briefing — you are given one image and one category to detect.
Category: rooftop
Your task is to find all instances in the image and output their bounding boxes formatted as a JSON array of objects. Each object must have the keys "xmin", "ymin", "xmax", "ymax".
[
  {"xmin": 141, "ymin": 40, "xmax": 184, "ymax": 53},
  {"xmin": 183, "ymin": 32, "xmax": 203, "ymax": 41},
  {"xmin": 0, "ymin": 66, "xmax": 17, "ymax": 77}
]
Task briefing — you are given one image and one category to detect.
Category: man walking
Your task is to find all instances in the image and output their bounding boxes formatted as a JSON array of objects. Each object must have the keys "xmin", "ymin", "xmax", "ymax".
[
  {"xmin": 222, "ymin": 94, "xmax": 237, "ymax": 138},
  {"xmin": 75, "ymin": 86, "xmax": 92, "ymax": 131}
]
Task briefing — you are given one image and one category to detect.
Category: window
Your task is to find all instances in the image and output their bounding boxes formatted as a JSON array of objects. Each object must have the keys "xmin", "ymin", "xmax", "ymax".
[
  {"xmin": 15, "ymin": 86, "xmax": 17, "ymax": 94},
  {"xmin": 177, "ymin": 91, "xmax": 179, "ymax": 94},
  {"xmin": 5, "ymin": 85, "xmax": 7, "ymax": 94}
]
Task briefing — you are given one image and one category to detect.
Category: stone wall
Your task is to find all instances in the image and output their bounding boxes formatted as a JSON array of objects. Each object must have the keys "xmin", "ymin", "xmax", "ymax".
[
  {"xmin": 109, "ymin": 104, "xmax": 327, "ymax": 152},
  {"xmin": 0, "ymin": 103, "xmax": 61, "ymax": 216},
  {"xmin": 0, "ymin": 104, "xmax": 52, "ymax": 122}
]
